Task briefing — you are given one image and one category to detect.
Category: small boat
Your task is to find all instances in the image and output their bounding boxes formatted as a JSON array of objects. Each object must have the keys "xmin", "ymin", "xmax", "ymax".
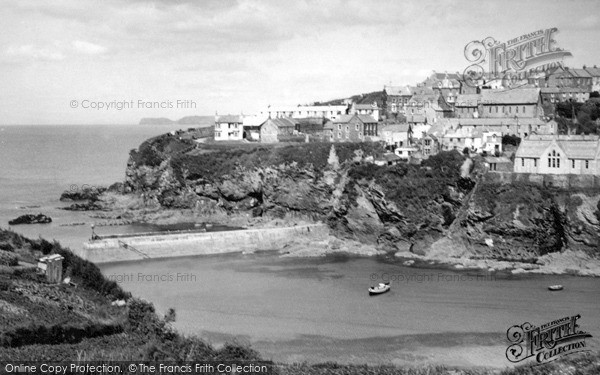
[
  {"xmin": 548, "ymin": 285, "xmax": 563, "ymax": 291},
  {"xmin": 369, "ymin": 282, "xmax": 391, "ymax": 296}
]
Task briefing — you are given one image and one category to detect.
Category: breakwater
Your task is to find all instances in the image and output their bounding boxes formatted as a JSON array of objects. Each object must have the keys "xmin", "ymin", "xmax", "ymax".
[{"xmin": 76, "ymin": 223, "xmax": 329, "ymax": 263}]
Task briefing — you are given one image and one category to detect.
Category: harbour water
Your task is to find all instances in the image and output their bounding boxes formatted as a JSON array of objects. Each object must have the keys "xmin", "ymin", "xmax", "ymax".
[
  {"xmin": 100, "ymin": 253, "xmax": 600, "ymax": 368},
  {"xmin": 1, "ymin": 125, "xmax": 599, "ymax": 368}
]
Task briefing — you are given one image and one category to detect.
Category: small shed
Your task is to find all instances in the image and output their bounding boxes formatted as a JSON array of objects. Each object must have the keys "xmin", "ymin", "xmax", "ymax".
[
  {"xmin": 37, "ymin": 254, "xmax": 64, "ymax": 283},
  {"xmin": 484, "ymin": 156, "xmax": 513, "ymax": 172}
]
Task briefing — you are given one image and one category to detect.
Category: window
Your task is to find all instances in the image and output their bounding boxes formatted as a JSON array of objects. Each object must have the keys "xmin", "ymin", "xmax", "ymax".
[
  {"xmin": 215, "ymin": 123, "xmax": 221, "ymax": 129},
  {"xmin": 215, "ymin": 131, "xmax": 221, "ymax": 137},
  {"xmin": 495, "ymin": 106, "xmax": 498, "ymax": 113},
  {"xmin": 522, "ymin": 106, "xmax": 526, "ymax": 113},
  {"xmin": 338, "ymin": 131, "xmax": 341, "ymax": 138},
  {"xmin": 586, "ymin": 160, "xmax": 589, "ymax": 169},
  {"xmin": 572, "ymin": 160, "xmax": 575, "ymax": 168},
  {"xmin": 356, "ymin": 124, "xmax": 359, "ymax": 131},
  {"xmin": 509, "ymin": 106, "xmax": 512, "ymax": 113},
  {"xmin": 425, "ymin": 139, "xmax": 431, "ymax": 146},
  {"xmin": 548, "ymin": 150, "xmax": 560, "ymax": 168},
  {"xmin": 534, "ymin": 159, "xmax": 537, "ymax": 167},
  {"xmin": 338, "ymin": 124, "xmax": 342, "ymax": 130},
  {"xmin": 489, "ymin": 107, "xmax": 492, "ymax": 113},
  {"xmin": 516, "ymin": 106, "xmax": 519, "ymax": 113},
  {"xmin": 522, "ymin": 158, "xmax": 524, "ymax": 167}
]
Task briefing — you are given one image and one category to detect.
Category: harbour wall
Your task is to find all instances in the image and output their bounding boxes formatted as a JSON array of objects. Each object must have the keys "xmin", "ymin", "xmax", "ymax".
[{"xmin": 75, "ymin": 223, "xmax": 329, "ymax": 263}]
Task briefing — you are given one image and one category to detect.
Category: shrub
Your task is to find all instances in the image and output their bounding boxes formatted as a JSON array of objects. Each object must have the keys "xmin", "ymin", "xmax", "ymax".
[
  {"xmin": 0, "ymin": 250, "xmax": 18, "ymax": 266},
  {"xmin": 53, "ymin": 245, "xmax": 129, "ymax": 300},
  {"xmin": 502, "ymin": 134, "xmax": 521, "ymax": 146}
]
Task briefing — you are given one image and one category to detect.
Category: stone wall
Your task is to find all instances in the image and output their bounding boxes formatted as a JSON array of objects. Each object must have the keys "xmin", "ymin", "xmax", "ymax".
[
  {"xmin": 74, "ymin": 224, "xmax": 329, "ymax": 263},
  {"xmin": 484, "ymin": 171, "xmax": 600, "ymax": 189}
]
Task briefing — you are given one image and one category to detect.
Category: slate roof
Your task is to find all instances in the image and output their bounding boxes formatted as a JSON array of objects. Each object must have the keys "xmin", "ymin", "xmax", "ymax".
[
  {"xmin": 380, "ymin": 124, "xmax": 411, "ymax": 133},
  {"xmin": 430, "ymin": 72, "xmax": 461, "ymax": 81},
  {"xmin": 216, "ymin": 115, "xmax": 243, "ymax": 123},
  {"xmin": 568, "ymin": 68, "xmax": 592, "ymax": 78},
  {"xmin": 480, "ymin": 88, "xmax": 540, "ymax": 104},
  {"xmin": 515, "ymin": 134, "xmax": 600, "ymax": 159},
  {"xmin": 585, "ymin": 67, "xmax": 600, "ymax": 77},
  {"xmin": 357, "ymin": 114, "xmax": 377, "ymax": 123},
  {"xmin": 271, "ymin": 117, "xmax": 297, "ymax": 128},
  {"xmin": 333, "ymin": 114, "xmax": 377, "ymax": 124},
  {"xmin": 455, "ymin": 94, "xmax": 482, "ymax": 107},
  {"xmin": 541, "ymin": 87, "xmax": 589, "ymax": 94},
  {"xmin": 355, "ymin": 103, "xmax": 379, "ymax": 110},
  {"xmin": 443, "ymin": 118, "xmax": 546, "ymax": 127},
  {"xmin": 384, "ymin": 85, "xmax": 413, "ymax": 96}
]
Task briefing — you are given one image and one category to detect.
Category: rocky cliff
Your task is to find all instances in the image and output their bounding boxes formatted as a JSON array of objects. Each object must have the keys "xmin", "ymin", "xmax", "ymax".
[
  {"xmin": 121, "ymin": 135, "xmax": 600, "ymax": 262},
  {"xmin": 435, "ymin": 177, "xmax": 600, "ymax": 260}
]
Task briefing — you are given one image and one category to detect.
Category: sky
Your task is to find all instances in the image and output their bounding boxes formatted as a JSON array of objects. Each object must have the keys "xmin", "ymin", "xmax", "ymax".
[{"xmin": 0, "ymin": 0, "xmax": 599, "ymax": 125}]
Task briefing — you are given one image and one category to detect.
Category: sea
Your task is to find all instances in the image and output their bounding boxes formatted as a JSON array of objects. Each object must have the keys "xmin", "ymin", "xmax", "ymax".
[{"xmin": 1, "ymin": 124, "xmax": 599, "ymax": 369}]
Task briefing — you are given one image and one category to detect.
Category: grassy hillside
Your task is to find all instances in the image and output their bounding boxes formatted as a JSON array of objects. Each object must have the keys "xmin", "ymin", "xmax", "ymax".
[{"xmin": 1, "ymin": 231, "xmax": 599, "ymax": 373}]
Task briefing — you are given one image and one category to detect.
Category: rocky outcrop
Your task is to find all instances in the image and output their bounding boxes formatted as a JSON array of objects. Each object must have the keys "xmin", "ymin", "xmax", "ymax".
[
  {"xmin": 424, "ymin": 177, "xmax": 600, "ymax": 262},
  {"xmin": 119, "ymin": 135, "xmax": 600, "ymax": 265},
  {"xmin": 61, "ymin": 202, "xmax": 104, "ymax": 211},
  {"xmin": 122, "ymin": 138, "xmax": 471, "ymax": 252},
  {"xmin": 9, "ymin": 214, "xmax": 52, "ymax": 225},
  {"xmin": 60, "ymin": 186, "xmax": 106, "ymax": 201}
]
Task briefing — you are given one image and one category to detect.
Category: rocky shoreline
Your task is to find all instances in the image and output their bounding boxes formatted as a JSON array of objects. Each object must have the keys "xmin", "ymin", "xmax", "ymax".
[
  {"xmin": 74, "ymin": 139, "xmax": 599, "ymax": 277},
  {"xmin": 80, "ymin": 197, "xmax": 600, "ymax": 277}
]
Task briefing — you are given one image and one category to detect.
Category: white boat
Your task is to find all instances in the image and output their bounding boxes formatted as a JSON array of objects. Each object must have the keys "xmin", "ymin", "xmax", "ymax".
[
  {"xmin": 548, "ymin": 284, "xmax": 563, "ymax": 291},
  {"xmin": 369, "ymin": 282, "xmax": 390, "ymax": 296}
]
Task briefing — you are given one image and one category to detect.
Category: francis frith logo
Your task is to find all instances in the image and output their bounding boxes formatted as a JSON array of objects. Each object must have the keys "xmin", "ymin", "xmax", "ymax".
[
  {"xmin": 463, "ymin": 27, "xmax": 573, "ymax": 87},
  {"xmin": 506, "ymin": 314, "xmax": 592, "ymax": 364}
]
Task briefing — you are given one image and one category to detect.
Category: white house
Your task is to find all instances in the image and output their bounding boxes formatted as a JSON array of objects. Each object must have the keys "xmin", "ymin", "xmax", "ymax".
[
  {"xmin": 379, "ymin": 123, "xmax": 412, "ymax": 149},
  {"xmin": 514, "ymin": 134, "xmax": 600, "ymax": 175},
  {"xmin": 260, "ymin": 104, "xmax": 348, "ymax": 121},
  {"xmin": 352, "ymin": 102, "xmax": 380, "ymax": 122},
  {"xmin": 481, "ymin": 130, "xmax": 503, "ymax": 155},
  {"xmin": 214, "ymin": 115, "xmax": 243, "ymax": 141}
]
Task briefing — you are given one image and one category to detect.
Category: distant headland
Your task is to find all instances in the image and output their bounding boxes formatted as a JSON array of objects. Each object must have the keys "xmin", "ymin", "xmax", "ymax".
[{"xmin": 139, "ymin": 115, "xmax": 215, "ymax": 126}]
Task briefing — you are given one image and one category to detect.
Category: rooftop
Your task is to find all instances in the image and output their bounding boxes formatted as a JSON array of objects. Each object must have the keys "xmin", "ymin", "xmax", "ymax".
[
  {"xmin": 216, "ymin": 115, "xmax": 243, "ymax": 123},
  {"xmin": 480, "ymin": 88, "xmax": 540, "ymax": 104},
  {"xmin": 380, "ymin": 123, "xmax": 411, "ymax": 133},
  {"xmin": 384, "ymin": 85, "xmax": 413, "ymax": 96},
  {"xmin": 332, "ymin": 114, "xmax": 377, "ymax": 124},
  {"xmin": 515, "ymin": 134, "xmax": 600, "ymax": 159},
  {"xmin": 455, "ymin": 94, "xmax": 482, "ymax": 107}
]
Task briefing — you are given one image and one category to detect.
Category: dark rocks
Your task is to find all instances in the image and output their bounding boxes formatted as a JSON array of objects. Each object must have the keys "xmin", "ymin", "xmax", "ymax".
[
  {"xmin": 61, "ymin": 202, "xmax": 103, "ymax": 211},
  {"xmin": 60, "ymin": 186, "xmax": 106, "ymax": 201},
  {"xmin": 9, "ymin": 214, "xmax": 52, "ymax": 225}
]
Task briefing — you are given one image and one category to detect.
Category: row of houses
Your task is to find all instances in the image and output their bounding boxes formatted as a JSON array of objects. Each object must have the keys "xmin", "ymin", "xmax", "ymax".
[
  {"xmin": 214, "ymin": 113, "xmax": 380, "ymax": 143},
  {"xmin": 383, "ymin": 66, "xmax": 600, "ymax": 119},
  {"xmin": 258, "ymin": 102, "xmax": 380, "ymax": 122}
]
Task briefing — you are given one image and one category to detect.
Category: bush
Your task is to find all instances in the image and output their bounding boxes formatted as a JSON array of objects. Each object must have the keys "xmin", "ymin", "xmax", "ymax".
[
  {"xmin": 0, "ymin": 250, "xmax": 18, "ymax": 266},
  {"xmin": 53, "ymin": 245, "xmax": 129, "ymax": 300},
  {"xmin": 502, "ymin": 134, "xmax": 521, "ymax": 146}
]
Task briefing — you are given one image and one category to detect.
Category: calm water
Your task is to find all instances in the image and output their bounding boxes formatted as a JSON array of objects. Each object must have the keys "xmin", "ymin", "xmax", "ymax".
[
  {"xmin": 0, "ymin": 124, "xmax": 190, "ymax": 248},
  {"xmin": 1, "ymin": 125, "xmax": 599, "ymax": 368},
  {"xmin": 100, "ymin": 254, "xmax": 600, "ymax": 367}
]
